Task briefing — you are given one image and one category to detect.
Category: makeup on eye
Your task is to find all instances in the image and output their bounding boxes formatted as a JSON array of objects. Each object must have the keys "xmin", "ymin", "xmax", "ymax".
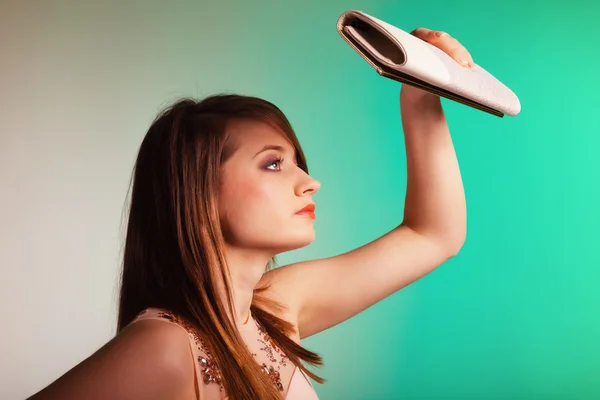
[
  {"xmin": 262, "ymin": 153, "xmax": 301, "ymax": 171},
  {"xmin": 264, "ymin": 156, "xmax": 284, "ymax": 171}
]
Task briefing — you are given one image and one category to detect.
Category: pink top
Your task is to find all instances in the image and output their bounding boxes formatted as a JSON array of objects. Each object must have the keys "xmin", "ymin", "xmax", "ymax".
[{"xmin": 130, "ymin": 308, "xmax": 319, "ymax": 400}]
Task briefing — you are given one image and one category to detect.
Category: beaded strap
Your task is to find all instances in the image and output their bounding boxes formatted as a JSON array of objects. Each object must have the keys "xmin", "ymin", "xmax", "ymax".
[
  {"xmin": 156, "ymin": 311, "xmax": 225, "ymax": 391},
  {"xmin": 155, "ymin": 310, "xmax": 290, "ymax": 393}
]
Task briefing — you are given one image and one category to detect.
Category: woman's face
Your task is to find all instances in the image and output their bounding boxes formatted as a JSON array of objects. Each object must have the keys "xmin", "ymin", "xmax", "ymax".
[{"xmin": 218, "ymin": 119, "xmax": 320, "ymax": 254}]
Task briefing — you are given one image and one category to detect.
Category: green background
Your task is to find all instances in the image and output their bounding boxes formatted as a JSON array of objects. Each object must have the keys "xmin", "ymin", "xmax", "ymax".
[{"xmin": 6, "ymin": 0, "xmax": 600, "ymax": 398}]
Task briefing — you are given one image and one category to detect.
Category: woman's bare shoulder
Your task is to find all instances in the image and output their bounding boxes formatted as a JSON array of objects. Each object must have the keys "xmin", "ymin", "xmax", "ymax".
[{"xmin": 28, "ymin": 318, "xmax": 196, "ymax": 400}]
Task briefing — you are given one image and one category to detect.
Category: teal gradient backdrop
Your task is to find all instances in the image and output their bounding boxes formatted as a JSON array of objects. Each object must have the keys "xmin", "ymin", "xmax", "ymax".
[{"xmin": 4, "ymin": 0, "xmax": 599, "ymax": 399}]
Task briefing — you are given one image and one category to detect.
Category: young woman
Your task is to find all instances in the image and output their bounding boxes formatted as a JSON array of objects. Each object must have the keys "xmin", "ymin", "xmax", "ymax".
[{"xmin": 29, "ymin": 28, "xmax": 470, "ymax": 400}]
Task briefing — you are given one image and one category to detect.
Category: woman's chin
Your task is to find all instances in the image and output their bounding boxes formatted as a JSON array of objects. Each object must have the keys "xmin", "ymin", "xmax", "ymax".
[{"xmin": 278, "ymin": 232, "xmax": 316, "ymax": 252}]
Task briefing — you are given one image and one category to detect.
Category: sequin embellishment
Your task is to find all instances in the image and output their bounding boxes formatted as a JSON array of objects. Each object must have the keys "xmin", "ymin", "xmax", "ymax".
[
  {"xmin": 254, "ymin": 320, "xmax": 289, "ymax": 392},
  {"xmin": 156, "ymin": 311, "xmax": 225, "ymax": 391},
  {"xmin": 155, "ymin": 310, "xmax": 290, "ymax": 393}
]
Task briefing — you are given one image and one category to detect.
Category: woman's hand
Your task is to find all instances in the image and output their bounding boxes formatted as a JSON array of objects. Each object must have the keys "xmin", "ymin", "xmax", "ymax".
[{"xmin": 400, "ymin": 28, "xmax": 475, "ymax": 104}]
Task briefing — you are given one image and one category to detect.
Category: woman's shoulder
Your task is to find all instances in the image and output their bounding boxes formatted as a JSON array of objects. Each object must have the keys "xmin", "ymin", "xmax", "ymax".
[
  {"xmin": 129, "ymin": 308, "xmax": 225, "ymax": 398},
  {"xmin": 130, "ymin": 307, "xmax": 202, "ymax": 345},
  {"xmin": 127, "ymin": 307, "xmax": 195, "ymax": 354},
  {"xmin": 127, "ymin": 307, "xmax": 201, "ymax": 363},
  {"xmin": 123, "ymin": 310, "xmax": 196, "ymax": 374},
  {"xmin": 28, "ymin": 308, "xmax": 196, "ymax": 400}
]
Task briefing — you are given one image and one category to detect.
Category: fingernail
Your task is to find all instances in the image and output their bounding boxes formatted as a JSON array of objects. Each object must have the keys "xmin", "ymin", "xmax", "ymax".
[{"xmin": 435, "ymin": 31, "xmax": 447, "ymax": 37}]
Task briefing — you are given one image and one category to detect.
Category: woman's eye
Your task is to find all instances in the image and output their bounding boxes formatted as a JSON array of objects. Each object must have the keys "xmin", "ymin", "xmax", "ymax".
[{"xmin": 266, "ymin": 158, "xmax": 283, "ymax": 171}]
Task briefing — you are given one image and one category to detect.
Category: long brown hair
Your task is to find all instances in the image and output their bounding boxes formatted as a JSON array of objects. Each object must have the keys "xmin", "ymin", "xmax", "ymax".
[{"xmin": 116, "ymin": 94, "xmax": 324, "ymax": 399}]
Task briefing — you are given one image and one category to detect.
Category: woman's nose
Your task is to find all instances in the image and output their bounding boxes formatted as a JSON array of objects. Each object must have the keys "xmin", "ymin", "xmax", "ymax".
[{"xmin": 296, "ymin": 174, "xmax": 321, "ymax": 196}]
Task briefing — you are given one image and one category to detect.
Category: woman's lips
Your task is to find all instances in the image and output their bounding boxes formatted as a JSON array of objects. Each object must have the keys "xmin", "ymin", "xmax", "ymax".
[{"xmin": 295, "ymin": 203, "xmax": 316, "ymax": 219}]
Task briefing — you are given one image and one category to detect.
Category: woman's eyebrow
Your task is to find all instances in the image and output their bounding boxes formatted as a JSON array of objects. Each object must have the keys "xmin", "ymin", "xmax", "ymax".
[{"xmin": 252, "ymin": 144, "xmax": 296, "ymax": 159}]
